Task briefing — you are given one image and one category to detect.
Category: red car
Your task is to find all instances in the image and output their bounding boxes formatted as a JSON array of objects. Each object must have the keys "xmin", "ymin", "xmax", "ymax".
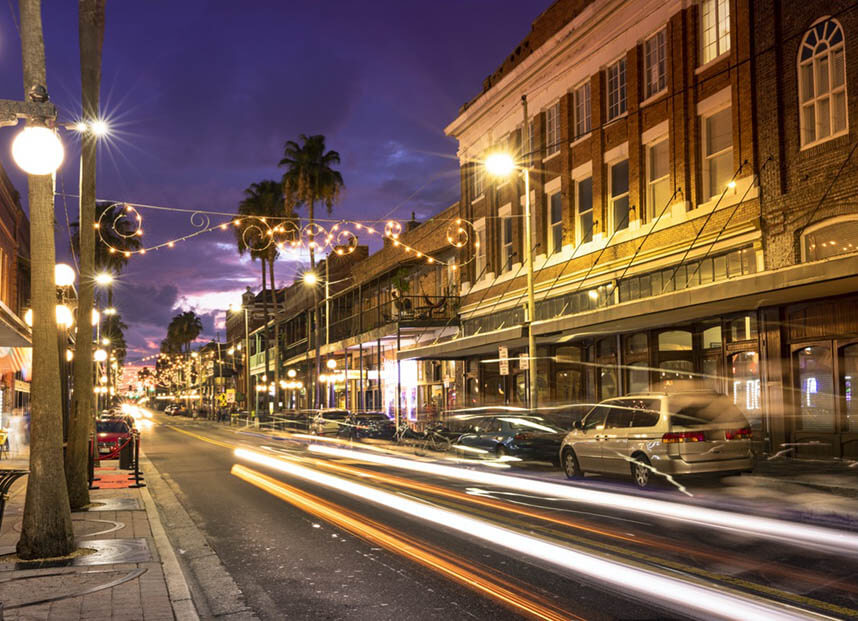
[{"xmin": 96, "ymin": 419, "xmax": 132, "ymax": 456}]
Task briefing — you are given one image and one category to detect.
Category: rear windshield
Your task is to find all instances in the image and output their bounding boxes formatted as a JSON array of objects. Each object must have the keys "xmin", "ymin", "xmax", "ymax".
[
  {"xmin": 320, "ymin": 411, "xmax": 348, "ymax": 420},
  {"xmin": 669, "ymin": 396, "xmax": 748, "ymax": 427},
  {"xmin": 97, "ymin": 421, "xmax": 128, "ymax": 434}
]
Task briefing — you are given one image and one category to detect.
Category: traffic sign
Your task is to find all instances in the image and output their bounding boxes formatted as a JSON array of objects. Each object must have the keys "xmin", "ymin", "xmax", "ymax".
[{"xmin": 499, "ymin": 346, "xmax": 509, "ymax": 376}]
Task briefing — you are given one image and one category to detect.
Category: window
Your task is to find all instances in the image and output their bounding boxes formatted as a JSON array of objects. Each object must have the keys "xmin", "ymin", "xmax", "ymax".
[
  {"xmin": 646, "ymin": 138, "xmax": 670, "ymax": 221},
  {"xmin": 609, "ymin": 159, "xmax": 630, "ymax": 232},
  {"xmin": 474, "ymin": 219, "xmax": 486, "ymax": 279},
  {"xmin": 730, "ymin": 351, "xmax": 762, "ymax": 430},
  {"xmin": 803, "ymin": 216, "xmax": 858, "ymax": 261},
  {"xmin": 471, "ymin": 164, "xmax": 484, "ymax": 198},
  {"xmin": 700, "ymin": 0, "xmax": 730, "ymax": 64},
  {"xmin": 574, "ymin": 82, "xmax": 591, "ymax": 138},
  {"xmin": 702, "ymin": 106, "xmax": 733, "ymax": 200},
  {"xmin": 607, "ymin": 58, "xmax": 627, "ymax": 120},
  {"xmin": 582, "ymin": 405, "xmax": 608, "ymax": 430},
  {"xmin": 799, "ymin": 19, "xmax": 847, "ymax": 147},
  {"xmin": 795, "ymin": 345, "xmax": 834, "ymax": 432},
  {"xmin": 545, "ymin": 102, "xmax": 560, "ymax": 156},
  {"xmin": 645, "ymin": 29, "xmax": 667, "ymax": 98},
  {"xmin": 604, "ymin": 401, "xmax": 634, "ymax": 428},
  {"xmin": 840, "ymin": 344, "xmax": 858, "ymax": 432},
  {"xmin": 500, "ymin": 207, "xmax": 513, "ymax": 271},
  {"xmin": 549, "ymin": 193, "xmax": 563, "ymax": 254},
  {"xmin": 576, "ymin": 177, "xmax": 593, "ymax": 244}
]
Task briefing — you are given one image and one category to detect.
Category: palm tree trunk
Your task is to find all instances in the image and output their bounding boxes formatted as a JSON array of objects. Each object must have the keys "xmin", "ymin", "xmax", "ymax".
[
  {"xmin": 260, "ymin": 259, "xmax": 270, "ymax": 418},
  {"xmin": 66, "ymin": 0, "xmax": 104, "ymax": 511},
  {"xmin": 268, "ymin": 258, "xmax": 281, "ymax": 410},
  {"xmin": 309, "ymin": 200, "xmax": 321, "ymax": 408},
  {"xmin": 16, "ymin": 0, "xmax": 75, "ymax": 560}
]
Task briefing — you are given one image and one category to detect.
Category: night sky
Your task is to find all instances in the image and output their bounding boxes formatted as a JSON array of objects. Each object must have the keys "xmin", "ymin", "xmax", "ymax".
[{"xmin": 0, "ymin": 1, "xmax": 552, "ymax": 362}]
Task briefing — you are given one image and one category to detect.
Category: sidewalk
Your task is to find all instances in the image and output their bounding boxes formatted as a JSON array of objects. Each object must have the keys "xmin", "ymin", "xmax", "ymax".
[{"xmin": 0, "ymin": 452, "xmax": 197, "ymax": 621}]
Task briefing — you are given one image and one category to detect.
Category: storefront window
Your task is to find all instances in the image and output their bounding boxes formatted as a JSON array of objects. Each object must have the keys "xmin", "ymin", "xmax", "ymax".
[
  {"xmin": 481, "ymin": 363, "xmax": 506, "ymax": 404},
  {"xmin": 555, "ymin": 346, "xmax": 586, "ymax": 404},
  {"xmin": 702, "ymin": 325, "xmax": 722, "ymax": 349},
  {"xmin": 795, "ymin": 345, "xmax": 835, "ymax": 432},
  {"xmin": 466, "ymin": 377, "xmax": 479, "ymax": 406},
  {"xmin": 730, "ymin": 314, "xmax": 757, "ymax": 342},
  {"xmin": 515, "ymin": 373, "xmax": 527, "ymax": 404},
  {"xmin": 702, "ymin": 357, "xmax": 722, "ymax": 393},
  {"xmin": 596, "ymin": 337, "xmax": 617, "ymax": 400},
  {"xmin": 730, "ymin": 351, "xmax": 762, "ymax": 430},
  {"xmin": 659, "ymin": 330, "xmax": 692, "ymax": 351},
  {"xmin": 627, "ymin": 361, "xmax": 649, "ymax": 393},
  {"xmin": 659, "ymin": 359, "xmax": 694, "ymax": 385},
  {"xmin": 625, "ymin": 333, "xmax": 648, "ymax": 355},
  {"xmin": 840, "ymin": 344, "xmax": 858, "ymax": 432}
]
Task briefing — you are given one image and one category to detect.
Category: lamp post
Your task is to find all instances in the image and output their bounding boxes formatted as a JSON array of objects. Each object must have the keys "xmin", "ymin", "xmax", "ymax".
[{"xmin": 484, "ymin": 95, "xmax": 538, "ymax": 408}]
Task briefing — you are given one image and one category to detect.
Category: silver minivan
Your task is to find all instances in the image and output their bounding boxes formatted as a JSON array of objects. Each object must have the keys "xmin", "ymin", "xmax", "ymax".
[{"xmin": 559, "ymin": 391, "xmax": 754, "ymax": 488}]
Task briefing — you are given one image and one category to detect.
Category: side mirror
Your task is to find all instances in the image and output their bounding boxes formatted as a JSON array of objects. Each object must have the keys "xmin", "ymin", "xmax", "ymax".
[{"xmin": 573, "ymin": 420, "xmax": 583, "ymax": 430}]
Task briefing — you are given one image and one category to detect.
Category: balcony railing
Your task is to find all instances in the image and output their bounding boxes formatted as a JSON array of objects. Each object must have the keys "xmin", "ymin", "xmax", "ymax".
[{"xmin": 328, "ymin": 294, "xmax": 457, "ymax": 343}]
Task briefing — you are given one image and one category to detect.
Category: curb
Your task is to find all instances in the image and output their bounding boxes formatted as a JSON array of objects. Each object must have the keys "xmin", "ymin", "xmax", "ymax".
[{"xmin": 139, "ymin": 453, "xmax": 200, "ymax": 621}]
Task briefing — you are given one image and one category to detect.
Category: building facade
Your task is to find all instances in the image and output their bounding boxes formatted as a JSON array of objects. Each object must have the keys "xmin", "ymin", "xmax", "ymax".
[{"xmin": 397, "ymin": 0, "xmax": 858, "ymax": 459}]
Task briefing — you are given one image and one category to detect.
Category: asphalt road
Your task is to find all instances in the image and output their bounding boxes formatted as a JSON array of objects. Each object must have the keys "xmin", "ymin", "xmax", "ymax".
[{"xmin": 141, "ymin": 414, "xmax": 858, "ymax": 620}]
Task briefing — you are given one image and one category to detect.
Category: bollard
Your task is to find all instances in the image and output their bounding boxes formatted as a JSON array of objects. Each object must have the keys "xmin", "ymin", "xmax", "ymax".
[{"xmin": 129, "ymin": 432, "xmax": 145, "ymax": 488}]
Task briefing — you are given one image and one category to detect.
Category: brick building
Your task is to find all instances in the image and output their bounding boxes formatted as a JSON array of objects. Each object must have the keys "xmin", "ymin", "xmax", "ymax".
[{"xmin": 397, "ymin": 0, "xmax": 858, "ymax": 458}]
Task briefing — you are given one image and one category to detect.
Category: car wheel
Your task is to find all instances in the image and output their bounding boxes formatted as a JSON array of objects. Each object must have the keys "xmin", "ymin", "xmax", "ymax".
[
  {"xmin": 562, "ymin": 448, "xmax": 581, "ymax": 480},
  {"xmin": 495, "ymin": 445, "xmax": 506, "ymax": 460},
  {"xmin": 631, "ymin": 454, "xmax": 653, "ymax": 489}
]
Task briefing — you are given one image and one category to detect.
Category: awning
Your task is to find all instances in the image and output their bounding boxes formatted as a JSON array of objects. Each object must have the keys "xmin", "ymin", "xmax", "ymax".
[
  {"xmin": 0, "ymin": 301, "xmax": 31, "ymax": 348},
  {"xmin": 0, "ymin": 346, "xmax": 31, "ymax": 376},
  {"xmin": 398, "ymin": 253, "xmax": 858, "ymax": 359}
]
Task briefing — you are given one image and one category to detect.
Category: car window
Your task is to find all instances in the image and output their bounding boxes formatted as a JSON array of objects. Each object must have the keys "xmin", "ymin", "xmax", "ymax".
[
  {"xmin": 603, "ymin": 401, "xmax": 635, "ymax": 429},
  {"xmin": 481, "ymin": 418, "xmax": 503, "ymax": 433},
  {"xmin": 582, "ymin": 406, "xmax": 608, "ymax": 430},
  {"xmin": 628, "ymin": 399, "xmax": 661, "ymax": 428},
  {"xmin": 500, "ymin": 417, "xmax": 564, "ymax": 433},
  {"xmin": 97, "ymin": 421, "xmax": 128, "ymax": 434},
  {"xmin": 669, "ymin": 395, "xmax": 748, "ymax": 427}
]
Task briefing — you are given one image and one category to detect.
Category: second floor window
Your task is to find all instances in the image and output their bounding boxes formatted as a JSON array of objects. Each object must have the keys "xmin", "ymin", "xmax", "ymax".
[
  {"xmin": 545, "ymin": 103, "xmax": 561, "ymax": 156},
  {"xmin": 607, "ymin": 58, "xmax": 627, "ymax": 121},
  {"xmin": 474, "ymin": 220, "xmax": 486, "ymax": 278},
  {"xmin": 576, "ymin": 177, "xmax": 593, "ymax": 244},
  {"xmin": 645, "ymin": 29, "xmax": 667, "ymax": 98},
  {"xmin": 501, "ymin": 213, "xmax": 514, "ymax": 271},
  {"xmin": 471, "ymin": 164, "xmax": 483, "ymax": 198},
  {"xmin": 610, "ymin": 159, "xmax": 630, "ymax": 232},
  {"xmin": 702, "ymin": 106, "xmax": 733, "ymax": 200},
  {"xmin": 549, "ymin": 192, "xmax": 563, "ymax": 254},
  {"xmin": 700, "ymin": 0, "xmax": 730, "ymax": 64},
  {"xmin": 647, "ymin": 138, "xmax": 670, "ymax": 220},
  {"xmin": 574, "ymin": 82, "xmax": 591, "ymax": 138},
  {"xmin": 799, "ymin": 19, "xmax": 847, "ymax": 147}
]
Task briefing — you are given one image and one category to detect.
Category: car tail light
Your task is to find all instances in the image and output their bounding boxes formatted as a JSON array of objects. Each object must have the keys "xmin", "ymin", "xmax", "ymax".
[
  {"xmin": 725, "ymin": 427, "xmax": 752, "ymax": 440},
  {"xmin": 662, "ymin": 431, "xmax": 705, "ymax": 443},
  {"xmin": 513, "ymin": 432, "xmax": 531, "ymax": 442}
]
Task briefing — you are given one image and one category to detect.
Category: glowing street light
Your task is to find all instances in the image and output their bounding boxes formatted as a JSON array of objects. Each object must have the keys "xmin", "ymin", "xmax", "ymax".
[
  {"xmin": 103, "ymin": 307, "xmax": 117, "ymax": 316},
  {"xmin": 94, "ymin": 348, "xmax": 108, "ymax": 362},
  {"xmin": 54, "ymin": 263, "xmax": 76, "ymax": 287},
  {"xmin": 90, "ymin": 119, "xmax": 109, "ymax": 137},
  {"xmin": 11, "ymin": 126, "xmax": 64, "ymax": 175},
  {"xmin": 302, "ymin": 271, "xmax": 318, "ymax": 286},
  {"xmin": 484, "ymin": 152, "xmax": 516, "ymax": 177},
  {"xmin": 91, "ymin": 309, "xmax": 100, "ymax": 325},
  {"xmin": 55, "ymin": 304, "xmax": 74, "ymax": 327},
  {"xmin": 326, "ymin": 358, "xmax": 337, "ymax": 370},
  {"xmin": 95, "ymin": 272, "xmax": 113, "ymax": 286}
]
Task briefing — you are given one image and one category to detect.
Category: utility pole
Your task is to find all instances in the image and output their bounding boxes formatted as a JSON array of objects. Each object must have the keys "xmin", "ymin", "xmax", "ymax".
[{"xmin": 521, "ymin": 95, "xmax": 538, "ymax": 409}]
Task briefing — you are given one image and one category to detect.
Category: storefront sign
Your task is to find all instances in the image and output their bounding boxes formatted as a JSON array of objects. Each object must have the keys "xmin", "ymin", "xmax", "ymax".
[
  {"xmin": 14, "ymin": 380, "xmax": 29, "ymax": 393},
  {"xmin": 519, "ymin": 354, "xmax": 529, "ymax": 371},
  {"xmin": 499, "ymin": 346, "xmax": 509, "ymax": 376}
]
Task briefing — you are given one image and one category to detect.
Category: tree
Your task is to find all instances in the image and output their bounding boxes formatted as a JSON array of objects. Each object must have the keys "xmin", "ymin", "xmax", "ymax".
[
  {"xmin": 279, "ymin": 135, "xmax": 344, "ymax": 407},
  {"xmin": 16, "ymin": 0, "xmax": 75, "ymax": 560},
  {"xmin": 235, "ymin": 180, "xmax": 290, "ymax": 414},
  {"xmin": 166, "ymin": 311, "xmax": 203, "ymax": 407},
  {"xmin": 66, "ymin": 0, "xmax": 106, "ymax": 510}
]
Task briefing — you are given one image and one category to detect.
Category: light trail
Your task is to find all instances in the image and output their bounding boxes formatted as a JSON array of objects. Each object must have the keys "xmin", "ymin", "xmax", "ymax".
[
  {"xmin": 307, "ymin": 443, "xmax": 858, "ymax": 557},
  {"xmin": 231, "ymin": 464, "xmax": 578, "ymax": 621},
  {"xmin": 234, "ymin": 448, "xmax": 832, "ymax": 620}
]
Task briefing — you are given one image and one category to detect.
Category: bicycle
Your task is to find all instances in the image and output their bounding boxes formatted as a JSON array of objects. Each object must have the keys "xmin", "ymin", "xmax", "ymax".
[{"xmin": 415, "ymin": 424, "xmax": 452, "ymax": 457}]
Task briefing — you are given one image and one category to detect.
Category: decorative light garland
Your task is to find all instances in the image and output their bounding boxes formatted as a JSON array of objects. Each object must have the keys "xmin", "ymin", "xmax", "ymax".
[{"xmin": 94, "ymin": 202, "xmax": 475, "ymax": 269}]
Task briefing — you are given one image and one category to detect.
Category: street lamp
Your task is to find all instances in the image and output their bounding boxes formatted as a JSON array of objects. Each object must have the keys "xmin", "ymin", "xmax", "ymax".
[
  {"xmin": 54, "ymin": 263, "xmax": 76, "ymax": 288},
  {"xmin": 484, "ymin": 95, "xmax": 538, "ymax": 408},
  {"xmin": 11, "ymin": 125, "xmax": 64, "ymax": 175},
  {"xmin": 95, "ymin": 272, "xmax": 113, "ymax": 286}
]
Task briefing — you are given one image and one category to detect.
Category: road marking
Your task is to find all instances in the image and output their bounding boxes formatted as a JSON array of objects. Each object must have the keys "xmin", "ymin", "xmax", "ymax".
[{"xmin": 231, "ymin": 464, "xmax": 577, "ymax": 621}]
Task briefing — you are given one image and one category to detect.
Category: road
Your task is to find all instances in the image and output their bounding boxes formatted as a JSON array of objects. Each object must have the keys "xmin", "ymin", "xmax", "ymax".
[{"xmin": 141, "ymin": 413, "xmax": 858, "ymax": 620}]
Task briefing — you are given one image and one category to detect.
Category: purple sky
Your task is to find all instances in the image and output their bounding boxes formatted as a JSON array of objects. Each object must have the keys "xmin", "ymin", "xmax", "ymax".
[{"xmin": 0, "ymin": 1, "xmax": 552, "ymax": 362}]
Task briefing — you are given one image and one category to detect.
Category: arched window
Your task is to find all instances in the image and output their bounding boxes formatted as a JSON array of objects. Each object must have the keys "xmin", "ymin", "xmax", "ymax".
[
  {"xmin": 802, "ymin": 215, "xmax": 858, "ymax": 261},
  {"xmin": 799, "ymin": 18, "xmax": 848, "ymax": 147}
]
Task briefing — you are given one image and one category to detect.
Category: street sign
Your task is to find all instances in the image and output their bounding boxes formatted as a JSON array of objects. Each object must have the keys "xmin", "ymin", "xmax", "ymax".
[
  {"xmin": 519, "ymin": 354, "xmax": 529, "ymax": 370},
  {"xmin": 499, "ymin": 346, "xmax": 509, "ymax": 376}
]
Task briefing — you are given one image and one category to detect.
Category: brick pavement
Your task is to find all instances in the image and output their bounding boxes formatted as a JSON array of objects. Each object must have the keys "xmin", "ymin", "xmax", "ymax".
[{"xmin": 0, "ymin": 454, "xmax": 194, "ymax": 620}]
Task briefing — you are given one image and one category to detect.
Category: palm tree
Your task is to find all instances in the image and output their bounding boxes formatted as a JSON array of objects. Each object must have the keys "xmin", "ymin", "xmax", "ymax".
[
  {"xmin": 17, "ymin": 0, "xmax": 75, "ymax": 560},
  {"xmin": 66, "ymin": 0, "xmax": 106, "ymax": 511},
  {"xmin": 167, "ymin": 311, "xmax": 203, "ymax": 407},
  {"xmin": 279, "ymin": 135, "xmax": 344, "ymax": 407},
  {"xmin": 235, "ymin": 180, "xmax": 293, "ymax": 413}
]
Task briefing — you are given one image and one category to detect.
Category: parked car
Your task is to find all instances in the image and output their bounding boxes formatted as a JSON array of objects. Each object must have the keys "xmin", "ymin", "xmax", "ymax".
[
  {"xmin": 309, "ymin": 409, "xmax": 351, "ymax": 435},
  {"xmin": 337, "ymin": 412, "xmax": 396, "ymax": 441},
  {"xmin": 450, "ymin": 413, "xmax": 565, "ymax": 462},
  {"xmin": 279, "ymin": 410, "xmax": 314, "ymax": 433},
  {"xmin": 96, "ymin": 419, "xmax": 132, "ymax": 456},
  {"xmin": 559, "ymin": 390, "xmax": 754, "ymax": 488}
]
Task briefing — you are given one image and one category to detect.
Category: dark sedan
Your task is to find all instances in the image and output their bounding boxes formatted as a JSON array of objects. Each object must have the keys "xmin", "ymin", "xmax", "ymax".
[
  {"xmin": 338, "ymin": 412, "xmax": 396, "ymax": 441},
  {"xmin": 452, "ymin": 414, "xmax": 565, "ymax": 463}
]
